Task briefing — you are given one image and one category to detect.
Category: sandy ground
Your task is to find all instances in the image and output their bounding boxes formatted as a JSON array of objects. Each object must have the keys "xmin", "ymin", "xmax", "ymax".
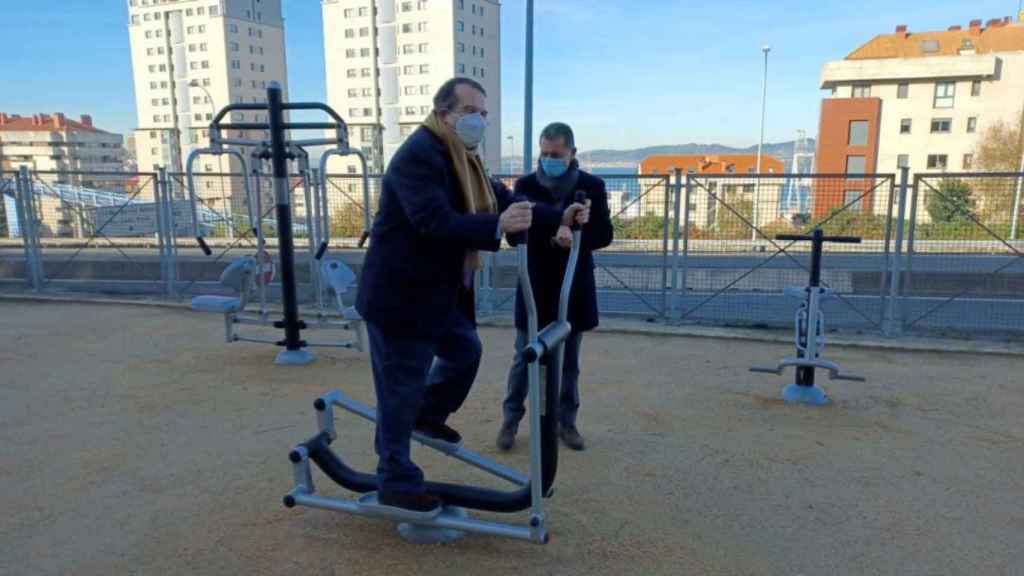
[{"xmin": 2, "ymin": 301, "xmax": 1023, "ymax": 576}]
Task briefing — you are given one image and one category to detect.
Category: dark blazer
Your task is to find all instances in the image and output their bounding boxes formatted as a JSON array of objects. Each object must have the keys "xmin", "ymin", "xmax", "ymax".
[
  {"xmin": 356, "ymin": 127, "xmax": 563, "ymax": 338},
  {"xmin": 513, "ymin": 170, "xmax": 614, "ymax": 333}
]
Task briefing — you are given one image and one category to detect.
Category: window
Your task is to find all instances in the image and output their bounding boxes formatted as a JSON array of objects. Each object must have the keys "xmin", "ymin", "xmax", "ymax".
[
  {"xmin": 361, "ymin": 127, "xmax": 374, "ymax": 140},
  {"xmin": 144, "ymin": 12, "xmax": 152, "ymax": 21},
  {"xmin": 360, "ymin": 48, "xmax": 370, "ymax": 57},
  {"xmin": 349, "ymin": 108, "xmax": 360, "ymax": 118},
  {"xmin": 967, "ymin": 117, "xmax": 977, "ymax": 133},
  {"xmin": 148, "ymin": 64, "xmax": 156, "ymax": 72},
  {"xmin": 346, "ymin": 48, "xmax": 356, "ymax": 57},
  {"xmin": 480, "ymin": 67, "xmax": 485, "ymax": 78},
  {"xmin": 230, "ymin": 23, "xmax": 238, "ymax": 33},
  {"xmin": 193, "ymin": 113, "xmax": 202, "ymax": 121},
  {"xmin": 149, "ymin": 81, "xmax": 157, "ymax": 89},
  {"xmin": 405, "ymin": 86, "xmax": 417, "ymax": 95},
  {"xmin": 403, "ymin": 65, "xmax": 416, "ymax": 74},
  {"xmin": 210, "ymin": 5, "xmax": 218, "ymax": 16},
  {"xmin": 897, "ymin": 83, "xmax": 909, "ymax": 99},
  {"xmin": 419, "ymin": 64, "xmax": 429, "ymax": 73},
  {"xmin": 145, "ymin": 30, "xmax": 152, "ymax": 39},
  {"xmin": 358, "ymin": 6, "xmax": 368, "ymax": 16},
  {"xmin": 852, "ymin": 84, "xmax": 871, "ymax": 97},
  {"xmin": 231, "ymin": 59, "xmax": 241, "ymax": 69},
  {"xmin": 158, "ymin": 64, "xmax": 166, "ymax": 72},
  {"xmin": 402, "ymin": 2, "xmax": 413, "ymax": 11},
  {"xmin": 259, "ymin": 47, "xmax": 264, "ymax": 55},
  {"xmin": 186, "ymin": 8, "xmax": 194, "ymax": 16},
  {"xmin": 844, "ymin": 191, "xmax": 863, "ymax": 212},
  {"xmin": 198, "ymin": 25, "xmax": 205, "ymax": 33},
  {"xmin": 153, "ymin": 114, "xmax": 161, "ymax": 122},
  {"xmin": 897, "ymin": 154, "xmax": 910, "ymax": 169},
  {"xmin": 418, "ymin": 22, "xmax": 427, "ymax": 32},
  {"xmin": 152, "ymin": 98, "xmax": 160, "ymax": 106},
  {"xmin": 480, "ymin": 48, "xmax": 485, "ymax": 58},
  {"xmin": 480, "ymin": 27, "xmax": 485, "ymax": 36},
  {"xmin": 472, "ymin": 66, "xmax": 477, "ymax": 76},
  {"xmin": 403, "ymin": 44, "xmax": 415, "ymax": 54},
  {"xmin": 190, "ymin": 61, "xmax": 199, "ymax": 70},
  {"xmin": 846, "ymin": 155, "xmax": 866, "ymax": 174},
  {"xmin": 233, "ymin": 78, "xmax": 243, "ymax": 87},
  {"xmin": 934, "ymin": 82, "xmax": 955, "ymax": 108},
  {"xmin": 458, "ymin": 42, "xmax": 465, "ymax": 53},
  {"xmin": 348, "ymin": 88, "xmax": 359, "ymax": 98},
  {"xmin": 419, "ymin": 43, "xmax": 428, "ymax": 53},
  {"xmin": 457, "ymin": 20, "xmax": 464, "ymax": 32},
  {"xmin": 927, "ymin": 154, "xmax": 948, "ymax": 170},
  {"xmin": 420, "ymin": 84, "xmax": 430, "ymax": 95},
  {"xmin": 344, "ymin": 28, "xmax": 353, "ymax": 39},
  {"xmin": 258, "ymin": 30, "xmax": 262, "ymax": 39},
  {"xmin": 347, "ymin": 165, "xmax": 358, "ymax": 174},
  {"xmin": 131, "ymin": 15, "xmax": 140, "ymax": 24},
  {"xmin": 361, "ymin": 67, "xmax": 371, "ymax": 77},
  {"xmin": 359, "ymin": 27, "xmax": 369, "ymax": 37},
  {"xmin": 930, "ymin": 118, "xmax": 952, "ymax": 133},
  {"xmin": 458, "ymin": 0, "xmax": 464, "ymax": 8},
  {"xmin": 848, "ymin": 120, "xmax": 869, "ymax": 146},
  {"xmin": 259, "ymin": 64, "xmax": 265, "ymax": 72},
  {"xmin": 457, "ymin": 63, "xmax": 466, "ymax": 73},
  {"xmin": 158, "ymin": 46, "xmax": 164, "ymax": 54},
  {"xmin": 405, "ymin": 106, "xmax": 417, "ymax": 115},
  {"xmin": 971, "ymin": 80, "xmax": 982, "ymax": 96},
  {"xmin": 363, "ymin": 108, "xmax": 372, "ymax": 116},
  {"xmin": 421, "ymin": 105, "xmax": 430, "ymax": 114},
  {"xmin": 362, "ymin": 87, "xmax": 373, "ymax": 96},
  {"xmin": 472, "ymin": 46, "xmax": 477, "ymax": 56},
  {"xmin": 344, "ymin": 8, "xmax": 353, "ymax": 17},
  {"xmin": 472, "ymin": 24, "xmax": 477, "ymax": 34},
  {"xmin": 920, "ymin": 39, "xmax": 940, "ymax": 54},
  {"xmin": 900, "ymin": 118, "xmax": 912, "ymax": 134},
  {"xmin": 963, "ymin": 153, "xmax": 974, "ymax": 170},
  {"xmin": 403, "ymin": 23, "xmax": 413, "ymax": 33},
  {"xmin": 188, "ymin": 44, "xmax": 196, "ymax": 52}
]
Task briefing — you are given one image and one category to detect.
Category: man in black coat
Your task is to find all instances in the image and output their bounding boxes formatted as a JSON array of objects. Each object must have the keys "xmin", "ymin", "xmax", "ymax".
[
  {"xmin": 356, "ymin": 78, "xmax": 589, "ymax": 512},
  {"xmin": 496, "ymin": 122, "xmax": 614, "ymax": 452}
]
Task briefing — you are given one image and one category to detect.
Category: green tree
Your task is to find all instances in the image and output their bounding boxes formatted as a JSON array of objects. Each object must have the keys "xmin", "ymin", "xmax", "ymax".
[
  {"xmin": 612, "ymin": 212, "xmax": 664, "ymax": 240},
  {"xmin": 926, "ymin": 179, "xmax": 975, "ymax": 224}
]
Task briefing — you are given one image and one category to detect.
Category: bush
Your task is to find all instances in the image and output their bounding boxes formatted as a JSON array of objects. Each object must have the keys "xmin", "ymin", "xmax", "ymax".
[
  {"xmin": 329, "ymin": 203, "xmax": 369, "ymax": 239},
  {"xmin": 926, "ymin": 179, "xmax": 975, "ymax": 224},
  {"xmin": 612, "ymin": 212, "xmax": 665, "ymax": 240}
]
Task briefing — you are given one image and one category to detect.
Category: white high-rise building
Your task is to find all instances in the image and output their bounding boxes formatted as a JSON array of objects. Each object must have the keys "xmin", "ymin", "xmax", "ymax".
[
  {"xmin": 127, "ymin": 0, "xmax": 289, "ymax": 205},
  {"xmin": 322, "ymin": 0, "xmax": 501, "ymax": 174}
]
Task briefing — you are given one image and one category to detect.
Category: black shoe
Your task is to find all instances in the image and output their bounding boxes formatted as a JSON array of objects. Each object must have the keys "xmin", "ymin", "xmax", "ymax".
[
  {"xmin": 415, "ymin": 420, "xmax": 463, "ymax": 445},
  {"xmin": 378, "ymin": 491, "xmax": 442, "ymax": 513},
  {"xmin": 496, "ymin": 421, "xmax": 518, "ymax": 451},
  {"xmin": 560, "ymin": 425, "xmax": 585, "ymax": 451}
]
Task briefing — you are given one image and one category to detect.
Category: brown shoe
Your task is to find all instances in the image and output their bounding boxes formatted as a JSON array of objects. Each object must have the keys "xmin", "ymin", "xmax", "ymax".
[
  {"xmin": 496, "ymin": 421, "xmax": 518, "ymax": 451},
  {"xmin": 378, "ymin": 491, "xmax": 442, "ymax": 513},
  {"xmin": 559, "ymin": 425, "xmax": 585, "ymax": 451}
]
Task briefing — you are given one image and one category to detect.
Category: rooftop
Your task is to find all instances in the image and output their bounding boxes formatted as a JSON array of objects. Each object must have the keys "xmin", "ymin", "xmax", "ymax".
[
  {"xmin": 639, "ymin": 154, "xmax": 784, "ymax": 175},
  {"xmin": 0, "ymin": 113, "xmax": 105, "ymax": 133},
  {"xmin": 847, "ymin": 17, "xmax": 1024, "ymax": 60}
]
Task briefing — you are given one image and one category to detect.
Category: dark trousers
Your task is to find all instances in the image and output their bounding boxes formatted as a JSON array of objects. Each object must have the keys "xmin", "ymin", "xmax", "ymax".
[
  {"xmin": 366, "ymin": 308, "xmax": 482, "ymax": 495},
  {"xmin": 502, "ymin": 329, "xmax": 583, "ymax": 428}
]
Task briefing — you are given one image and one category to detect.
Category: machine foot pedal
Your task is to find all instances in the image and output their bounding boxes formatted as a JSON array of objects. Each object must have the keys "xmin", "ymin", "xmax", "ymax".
[
  {"xmin": 356, "ymin": 493, "xmax": 442, "ymax": 522},
  {"xmin": 782, "ymin": 383, "xmax": 830, "ymax": 406}
]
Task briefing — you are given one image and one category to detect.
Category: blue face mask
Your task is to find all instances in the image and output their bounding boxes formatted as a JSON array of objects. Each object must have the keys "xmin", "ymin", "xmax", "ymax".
[
  {"xmin": 540, "ymin": 157, "xmax": 569, "ymax": 178},
  {"xmin": 454, "ymin": 113, "xmax": 486, "ymax": 149}
]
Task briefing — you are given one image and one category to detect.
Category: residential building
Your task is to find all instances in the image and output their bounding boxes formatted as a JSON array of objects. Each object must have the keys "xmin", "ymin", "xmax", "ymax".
[
  {"xmin": 322, "ymin": 0, "xmax": 501, "ymax": 175},
  {"xmin": 0, "ymin": 113, "xmax": 125, "ymax": 182},
  {"xmin": 127, "ymin": 0, "xmax": 288, "ymax": 208},
  {"xmin": 638, "ymin": 154, "xmax": 785, "ymax": 229},
  {"xmin": 816, "ymin": 16, "xmax": 1024, "ymax": 218}
]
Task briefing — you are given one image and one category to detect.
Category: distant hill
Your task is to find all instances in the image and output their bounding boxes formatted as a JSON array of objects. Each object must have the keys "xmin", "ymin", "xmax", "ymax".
[{"xmin": 503, "ymin": 139, "xmax": 815, "ymax": 171}]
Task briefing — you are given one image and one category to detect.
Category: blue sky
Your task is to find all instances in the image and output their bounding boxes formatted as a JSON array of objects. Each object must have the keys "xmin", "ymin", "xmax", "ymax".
[{"xmin": 0, "ymin": 0, "xmax": 1017, "ymax": 151}]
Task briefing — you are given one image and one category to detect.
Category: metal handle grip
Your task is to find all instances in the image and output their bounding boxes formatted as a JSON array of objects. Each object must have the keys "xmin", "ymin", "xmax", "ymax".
[
  {"xmin": 315, "ymin": 242, "xmax": 328, "ymax": 260},
  {"xmin": 197, "ymin": 236, "xmax": 212, "ymax": 256}
]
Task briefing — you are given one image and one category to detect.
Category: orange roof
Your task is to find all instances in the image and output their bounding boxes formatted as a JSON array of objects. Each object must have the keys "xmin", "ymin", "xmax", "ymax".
[
  {"xmin": 847, "ymin": 19, "xmax": 1024, "ymax": 60},
  {"xmin": 639, "ymin": 154, "xmax": 784, "ymax": 175},
  {"xmin": 0, "ymin": 113, "xmax": 103, "ymax": 133}
]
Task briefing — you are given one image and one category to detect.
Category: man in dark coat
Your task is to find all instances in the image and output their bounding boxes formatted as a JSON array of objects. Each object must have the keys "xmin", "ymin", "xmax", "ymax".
[
  {"xmin": 496, "ymin": 122, "xmax": 614, "ymax": 452},
  {"xmin": 356, "ymin": 78, "xmax": 589, "ymax": 512}
]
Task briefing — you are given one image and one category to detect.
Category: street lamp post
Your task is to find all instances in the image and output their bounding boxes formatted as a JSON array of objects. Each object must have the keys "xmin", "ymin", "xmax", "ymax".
[
  {"xmin": 523, "ymin": 0, "xmax": 534, "ymax": 176},
  {"xmin": 753, "ymin": 45, "xmax": 771, "ymax": 242},
  {"xmin": 506, "ymin": 135, "xmax": 515, "ymax": 173}
]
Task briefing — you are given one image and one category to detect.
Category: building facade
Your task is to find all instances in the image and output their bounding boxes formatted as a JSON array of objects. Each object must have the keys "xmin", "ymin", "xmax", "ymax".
[
  {"xmin": 0, "ymin": 113, "xmax": 125, "ymax": 182},
  {"xmin": 638, "ymin": 154, "xmax": 785, "ymax": 229},
  {"xmin": 127, "ymin": 0, "xmax": 289, "ymax": 206},
  {"xmin": 816, "ymin": 16, "xmax": 1024, "ymax": 218},
  {"xmin": 322, "ymin": 0, "xmax": 501, "ymax": 174}
]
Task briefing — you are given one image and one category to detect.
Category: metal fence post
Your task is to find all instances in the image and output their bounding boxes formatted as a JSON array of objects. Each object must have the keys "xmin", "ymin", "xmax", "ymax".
[
  {"xmin": 678, "ymin": 174, "xmax": 693, "ymax": 321},
  {"xmin": 885, "ymin": 167, "xmax": 910, "ymax": 336},
  {"xmin": 165, "ymin": 167, "xmax": 180, "ymax": 298},
  {"xmin": 660, "ymin": 175, "xmax": 671, "ymax": 319},
  {"xmin": 156, "ymin": 168, "xmax": 174, "ymax": 298},
  {"xmin": 669, "ymin": 169, "xmax": 683, "ymax": 320},
  {"xmin": 14, "ymin": 168, "xmax": 36, "ymax": 290},
  {"xmin": 19, "ymin": 167, "xmax": 44, "ymax": 290}
]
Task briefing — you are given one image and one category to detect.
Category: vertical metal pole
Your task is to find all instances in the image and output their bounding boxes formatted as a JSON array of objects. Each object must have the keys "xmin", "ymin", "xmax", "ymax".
[
  {"xmin": 660, "ymin": 176, "xmax": 671, "ymax": 319},
  {"xmin": 523, "ymin": 0, "xmax": 534, "ymax": 174},
  {"xmin": 156, "ymin": 168, "xmax": 170, "ymax": 298},
  {"xmin": 753, "ymin": 45, "xmax": 770, "ymax": 242},
  {"xmin": 879, "ymin": 175, "xmax": 896, "ymax": 329},
  {"xmin": 885, "ymin": 167, "xmax": 909, "ymax": 336},
  {"xmin": 268, "ymin": 83, "xmax": 304, "ymax": 354},
  {"xmin": 679, "ymin": 175, "xmax": 693, "ymax": 320},
  {"xmin": 1011, "ymin": 168, "xmax": 1023, "ymax": 241},
  {"xmin": 795, "ymin": 229, "xmax": 823, "ymax": 388},
  {"xmin": 19, "ymin": 167, "xmax": 43, "ymax": 290},
  {"xmin": 669, "ymin": 169, "xmax": 683, "ymax": 320},
  {"xmin": 14, "ymin": 168, "xmax": 36, "ymax": 290}
]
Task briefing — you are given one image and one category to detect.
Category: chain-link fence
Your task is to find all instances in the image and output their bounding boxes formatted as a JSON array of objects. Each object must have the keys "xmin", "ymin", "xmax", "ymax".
[
  {"xmin": 676, "ymin": 173, "xmax": 897, "ymax": 331},
  {"xmin": 900, "ymin": 173, "xmax": 1024, "ymax": 335},
  {"xmin": 5, "ymin": 166, "xmax": 1024, "ymax": 339}
]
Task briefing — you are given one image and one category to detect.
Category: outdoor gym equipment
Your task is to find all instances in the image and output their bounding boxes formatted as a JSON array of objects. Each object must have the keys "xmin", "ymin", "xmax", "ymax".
[
  {"xmin": 750, "ymin": 229, "xmax": 865, "ymax": 405},
  {"xmin": 283, "ymin": 192, "xmax": 588, "ymax": 544},
  {"xmin": 186, "ymin": 83, "xmax": 369, "ymax": 365}
]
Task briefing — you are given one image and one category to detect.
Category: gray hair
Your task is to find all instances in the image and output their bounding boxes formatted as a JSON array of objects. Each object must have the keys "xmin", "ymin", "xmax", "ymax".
[
  {"xmin": 539, "ymin": 122, "xmax": 575, "ymax": 149},
  {"xmin": 433, "ymin": 77, "xmax": 487, "ymax": 112}
]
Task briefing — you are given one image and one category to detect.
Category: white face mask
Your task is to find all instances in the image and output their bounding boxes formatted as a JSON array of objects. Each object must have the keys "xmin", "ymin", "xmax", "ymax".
[{"xmin": 454, "ymin": 112, "xmax": 487, "ymax": 149}]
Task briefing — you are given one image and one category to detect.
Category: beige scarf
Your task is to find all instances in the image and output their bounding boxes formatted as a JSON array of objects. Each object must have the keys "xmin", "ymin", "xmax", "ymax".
[{"xmin": 423, "ymin": 111, "xmax": 497, "ymax": 270}]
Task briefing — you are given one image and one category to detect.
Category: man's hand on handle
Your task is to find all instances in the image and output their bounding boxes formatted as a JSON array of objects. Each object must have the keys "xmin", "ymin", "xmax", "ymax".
[
  {"xmin": 552, "ymin": 225, "xmax": 573, "ymax": 249},
  {"xmin": 562, "ymin": 199, "xmax": 591, "ymax": 228},
  {"xmin": 500, "ymin": 201, "xmax": 534, "ymax": 235}
]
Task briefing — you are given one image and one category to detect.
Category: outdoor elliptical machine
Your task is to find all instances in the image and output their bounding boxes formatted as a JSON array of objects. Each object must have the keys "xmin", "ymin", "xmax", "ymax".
[
  {"xmin": 750, "ymin": 229, "xmax": 865, "ymax": 405},
  {"xmin": 185, "ymin": 83, "xmax": 369, "ymax": 365},
  {"xmin": 283, "ymin": 193, "xmax": 588, "ymax": 544}
]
